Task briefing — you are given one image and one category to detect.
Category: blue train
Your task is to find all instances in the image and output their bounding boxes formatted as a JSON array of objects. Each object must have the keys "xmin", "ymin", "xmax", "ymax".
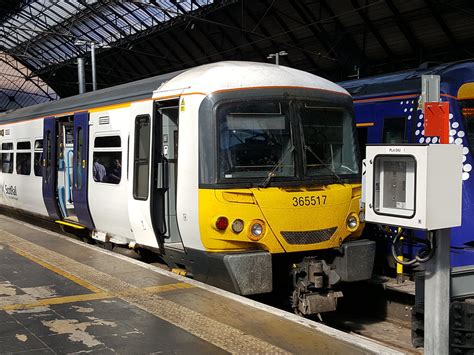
[{"xmin": 340, "ymin": 61, "xmax": 474, "ymax": 268}]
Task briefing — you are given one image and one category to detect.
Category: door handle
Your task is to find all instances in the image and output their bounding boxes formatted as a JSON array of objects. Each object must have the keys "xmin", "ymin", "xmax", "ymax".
[{"xmin": 156, "ymin": 159, "xmax": 169, "ymax": 190}]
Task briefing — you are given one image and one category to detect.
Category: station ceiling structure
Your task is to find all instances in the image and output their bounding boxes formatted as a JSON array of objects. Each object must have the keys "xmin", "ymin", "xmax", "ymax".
[{"xmin": 1, "ymin": 0, "xmax": 473, "ymax": 112}]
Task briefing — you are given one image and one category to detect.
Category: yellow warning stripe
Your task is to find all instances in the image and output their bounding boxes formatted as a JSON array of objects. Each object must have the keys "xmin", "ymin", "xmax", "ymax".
[
  {"xmin": 10, "ymin": 246, "xmax": 103, "ymax": 293},
  {"xmin": 55, "ymin": 220, "xmax": 86, "ymax": 229},
  {"xmin": 145, "ymin": 283, "xmax": 194, "ymax": 293},
  {"xmin": 356, "ymin": 122, "xmax": 375, "ymax": 127},
  {"xmin": 0, "ymin": 292, "xmax": 112, "ymax": 311},
  {"xmin": 0, "ymin": 283, "xmax": 193, "ymax": 311},
  {"xmin": 1, "ymin": 283, "xmax": 193, "ymax": 311},
  {"xmin": 10, "ymin": 243, "xmax": 195, "ymax": 299},
  {"xmin": 88, "ymin": 102, "xmax": 131, "ymax": 113},
  {"xmin": 0, "ymin": 230, "xmax": 289, "ymax": 354}
]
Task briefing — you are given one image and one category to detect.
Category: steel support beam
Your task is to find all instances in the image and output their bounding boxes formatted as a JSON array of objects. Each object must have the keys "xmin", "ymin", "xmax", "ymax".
[{"xmin": 424, "ymin": 229, "xmax": 451, "ymax": 354}]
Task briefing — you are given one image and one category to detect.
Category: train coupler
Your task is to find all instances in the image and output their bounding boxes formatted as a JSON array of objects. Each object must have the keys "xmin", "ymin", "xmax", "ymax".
[
  {"xmin": 290, "ymin": 257, "xmax": 343, "ymax": 315},
  {"xmin": 292, "ymin": 289, "xmax": 343, "ymax": 315}
]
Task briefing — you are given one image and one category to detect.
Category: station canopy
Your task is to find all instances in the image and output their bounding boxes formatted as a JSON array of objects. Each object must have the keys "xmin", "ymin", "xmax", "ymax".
[
  {"xmin": 0, "ymin": 0, "xmax": 218, "ymax": 111},
  {"xmin": 1, "ymin": 0, "xmax": 474, "ymax": 112}
]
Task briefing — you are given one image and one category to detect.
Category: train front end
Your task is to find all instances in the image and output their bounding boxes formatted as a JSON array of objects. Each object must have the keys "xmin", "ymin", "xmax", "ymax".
[{"xmin": 194, "ymin": 69, "xmax": 375, "ymax": 315}]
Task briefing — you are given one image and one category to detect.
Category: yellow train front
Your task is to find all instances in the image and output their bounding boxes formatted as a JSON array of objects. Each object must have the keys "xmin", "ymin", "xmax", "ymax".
[{"xmin": 161, "ymin": 63, "xmax": 376, "ymax": 316}]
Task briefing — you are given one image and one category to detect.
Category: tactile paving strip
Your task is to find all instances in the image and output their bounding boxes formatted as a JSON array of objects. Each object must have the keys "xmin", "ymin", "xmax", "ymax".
[{"xmin": 0, "ymin": 230, "xmax": 289, "ymax": 354}]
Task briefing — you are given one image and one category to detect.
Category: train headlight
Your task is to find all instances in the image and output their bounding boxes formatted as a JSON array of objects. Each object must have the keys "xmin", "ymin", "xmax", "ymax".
[
  {"xmin": 215, "ymin": 216, "xmax": 229, "ymax": 231},
  {"xmin": 232, "ymin": 219, "xmax": 244, "ymax": 234},
  {"xmin": 248, "ymin": 220, "xmax": 265, "ymax": 241},
  {"xmin": 346, "ymin": 214, "xmax": 359, "ymax": 231}
]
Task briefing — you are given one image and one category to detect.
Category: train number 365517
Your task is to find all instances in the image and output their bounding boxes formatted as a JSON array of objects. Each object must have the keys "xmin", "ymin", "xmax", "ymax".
[{"xmin": 292, "ymin": 195, "xmax": 327, "ymax": 207}]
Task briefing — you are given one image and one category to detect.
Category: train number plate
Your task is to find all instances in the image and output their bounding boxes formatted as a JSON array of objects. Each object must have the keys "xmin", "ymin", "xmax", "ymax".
[{"xmin": 292, "ymin": 195, "xmax": 327, "ymax": 207}]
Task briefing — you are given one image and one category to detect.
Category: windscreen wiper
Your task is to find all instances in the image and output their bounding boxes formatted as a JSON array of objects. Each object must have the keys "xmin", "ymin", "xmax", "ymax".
[
  {"xmin": 259, "ymin": 143, "xmax": 295, "ymax": 188},
  {"xmin": 304, "ymin": 145, "xmax": 344, "ymax": 185}
]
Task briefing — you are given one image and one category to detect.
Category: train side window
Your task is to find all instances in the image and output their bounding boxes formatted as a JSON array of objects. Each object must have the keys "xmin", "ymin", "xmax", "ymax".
[
  {"xmin": 382, "ymin": 117, "xmax": 407, "ymax": 143},
  {"xmin": 133, "ymin": 115, "xmax": 151, "ymax": 200},
  {"xmin": 75, "ymin": 127, "xmax": 83, "ymax": 190},
  {"xmin": 1, "ymin": 142, "xmax": 14, "ymax": 174},
  {"xmin": 34, "ymin": 139, "xmax": 43, "ymax": 176},
  {"xmin": 16, "ymin": 141, "xmax": 31, "ymax": 176},
  {"xmin": 45, "ymin": 131, "xmax": 52, "ymax": 183},
  {"xmin": 94, "ymin": 136, "xmax": 121, "ymax": 148},
  {"xmin": 93, "ymin": 135, "xmax": 122, "ymax": 184}
]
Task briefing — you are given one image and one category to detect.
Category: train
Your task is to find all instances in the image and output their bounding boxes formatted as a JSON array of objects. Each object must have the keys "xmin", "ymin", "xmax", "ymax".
[
  {"xmin": 0, "ymin": 61, "xmax": 375, "ymax": 315},
  {"xmin": 340, "ymin": 60, "xmax": 474, "ymax": 268}
]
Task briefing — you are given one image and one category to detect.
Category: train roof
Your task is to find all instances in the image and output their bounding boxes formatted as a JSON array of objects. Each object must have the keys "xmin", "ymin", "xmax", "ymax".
[
  {"xmin": 157, "ymin": 61, "xmax": 349, "ymax": 97},
  {"xmin": 339, "ymin": 60, "xmax": 474, "ymax": 99},
  {"xmin": 1, "ymin": 61, "xmax": 350, "ymax": 124},
  {"xmin": 0, "ymin": 69, "xmax": 185, "ymax": 123}
]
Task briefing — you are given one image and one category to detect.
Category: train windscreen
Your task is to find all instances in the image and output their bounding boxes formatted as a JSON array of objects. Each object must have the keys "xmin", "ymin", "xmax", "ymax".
[
  {"xmin": 218, "ymin": 101, "xmax": 294, "ymax": 180},
  {"xmin": 217, "ymin": 99, "xmax": 358, "ymax": 183},
  {"xmin": 298, "ymin": 102, "xmax": 359, "ymax": 177}
]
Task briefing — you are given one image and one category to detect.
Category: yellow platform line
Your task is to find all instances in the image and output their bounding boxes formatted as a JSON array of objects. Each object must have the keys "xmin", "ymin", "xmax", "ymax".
[
  {"xmin": 10, "ymin": 246, "xmax": 103, "ymax": 293},
  {"xmin": 145, "ymin": 283, "xmax": 194, "ymax": 293},
  {"xmin": 0, "ymin": 231, "xmax": 288, "ymax": 354},
  {"xmin": 10, "ymin": 245, "xmax": 195, "ymax": 296},
  {"xmin": 1, "ymin": 292, "xmax": 113, "ymax": 311},
  {"xmin": 1, "ymin": 282, "xmax": 194, "ymax": 312}
]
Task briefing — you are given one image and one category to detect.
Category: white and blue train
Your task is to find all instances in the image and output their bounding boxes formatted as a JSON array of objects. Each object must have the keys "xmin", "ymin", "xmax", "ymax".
[{"xmin": 0, "ymin": 61, "xmax": 375, "ymax": 315}]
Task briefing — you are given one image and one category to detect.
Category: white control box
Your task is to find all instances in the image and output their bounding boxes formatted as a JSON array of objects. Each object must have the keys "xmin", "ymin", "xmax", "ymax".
[{"xmin": 364, "ymin": 144, "xmax": 462, "ymax": 230}]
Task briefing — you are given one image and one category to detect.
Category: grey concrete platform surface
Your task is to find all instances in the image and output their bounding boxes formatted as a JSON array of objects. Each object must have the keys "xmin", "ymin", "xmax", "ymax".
[{"xmin": 0, "ymin": 214, "xmax": 401, "ymax": 354}]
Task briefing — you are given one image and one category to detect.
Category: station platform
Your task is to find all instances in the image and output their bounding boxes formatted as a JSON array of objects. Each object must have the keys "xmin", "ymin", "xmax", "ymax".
[{"xmin": 0, "ymin": 214, "xmax": 401, "ymax": 354}]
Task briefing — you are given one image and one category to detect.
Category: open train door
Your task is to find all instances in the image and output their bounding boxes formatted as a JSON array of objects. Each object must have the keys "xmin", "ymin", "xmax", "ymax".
[
  {"xmin": 42, "ymin": 116, "xmax": 60, "ymax": 220},
  {"xmin": 129, "ymin": 100, "xmax": 182, "ymax": 250},
  {"xmin": 155, "ymin": 99, "xmax": 183, "ymax": 250},
  {"xmin": 72, "ymin": 111, "xmax": 95, "ymax": 229},
  {"xmin": 129, "ymin": 101, "xmax": 163, "ymax": 248}
]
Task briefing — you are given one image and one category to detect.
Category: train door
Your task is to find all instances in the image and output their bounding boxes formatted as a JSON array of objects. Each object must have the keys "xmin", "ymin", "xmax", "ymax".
[
  {"xmin": 56, "ymin": 117, "xmax": 75, "ymax": 220},
  {"xmin": 72, "ymin": 112, "xmax": 95, "ymax": 229},
  {"xmin": 42, "ymin": 116, "xmax": 60, "ymax": 220},
  {"xmin": 129, "ymin": 100, "xmax": 183, "ymax": 249},
  {"xmin": 43, "ymin": 113, "xmax": 95, "ymax": 229},
  {"xmin": 129, "ymin": 101, "xmax": 161, "ymax": 248},
  {"xmin": 156, "ymin": 100, "xmax": 183, "ymax": 249}
]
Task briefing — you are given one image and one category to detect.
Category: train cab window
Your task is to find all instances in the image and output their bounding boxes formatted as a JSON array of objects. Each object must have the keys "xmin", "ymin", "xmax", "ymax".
[
  {"xmin": 299, "ymin": 104, "xmax": 358, "ymax": 176},
  {"xmin": 16, "ymin": 141, "xmax": 31, "ymax": 176},
  {"xmin": 92, "ymin": 135, "xmax": 122, "ymax": 184},
  {"xmin": 1, "ymin": 142, "xmax": 14, "ymax": 174},
  {"xmin": 133, "ymin": 115, "xmax": 151, "ymax": 200},
  {"xmin": 218, "ymin": 101, "xmax": 294, "ymax": 179},
  {"xmin": 34, "ymin": 139, "xmax": 43, "ymax": 176},
  {"xmin": 382, "ymin": 117, "xmax": 407, "ymax": 143}
]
